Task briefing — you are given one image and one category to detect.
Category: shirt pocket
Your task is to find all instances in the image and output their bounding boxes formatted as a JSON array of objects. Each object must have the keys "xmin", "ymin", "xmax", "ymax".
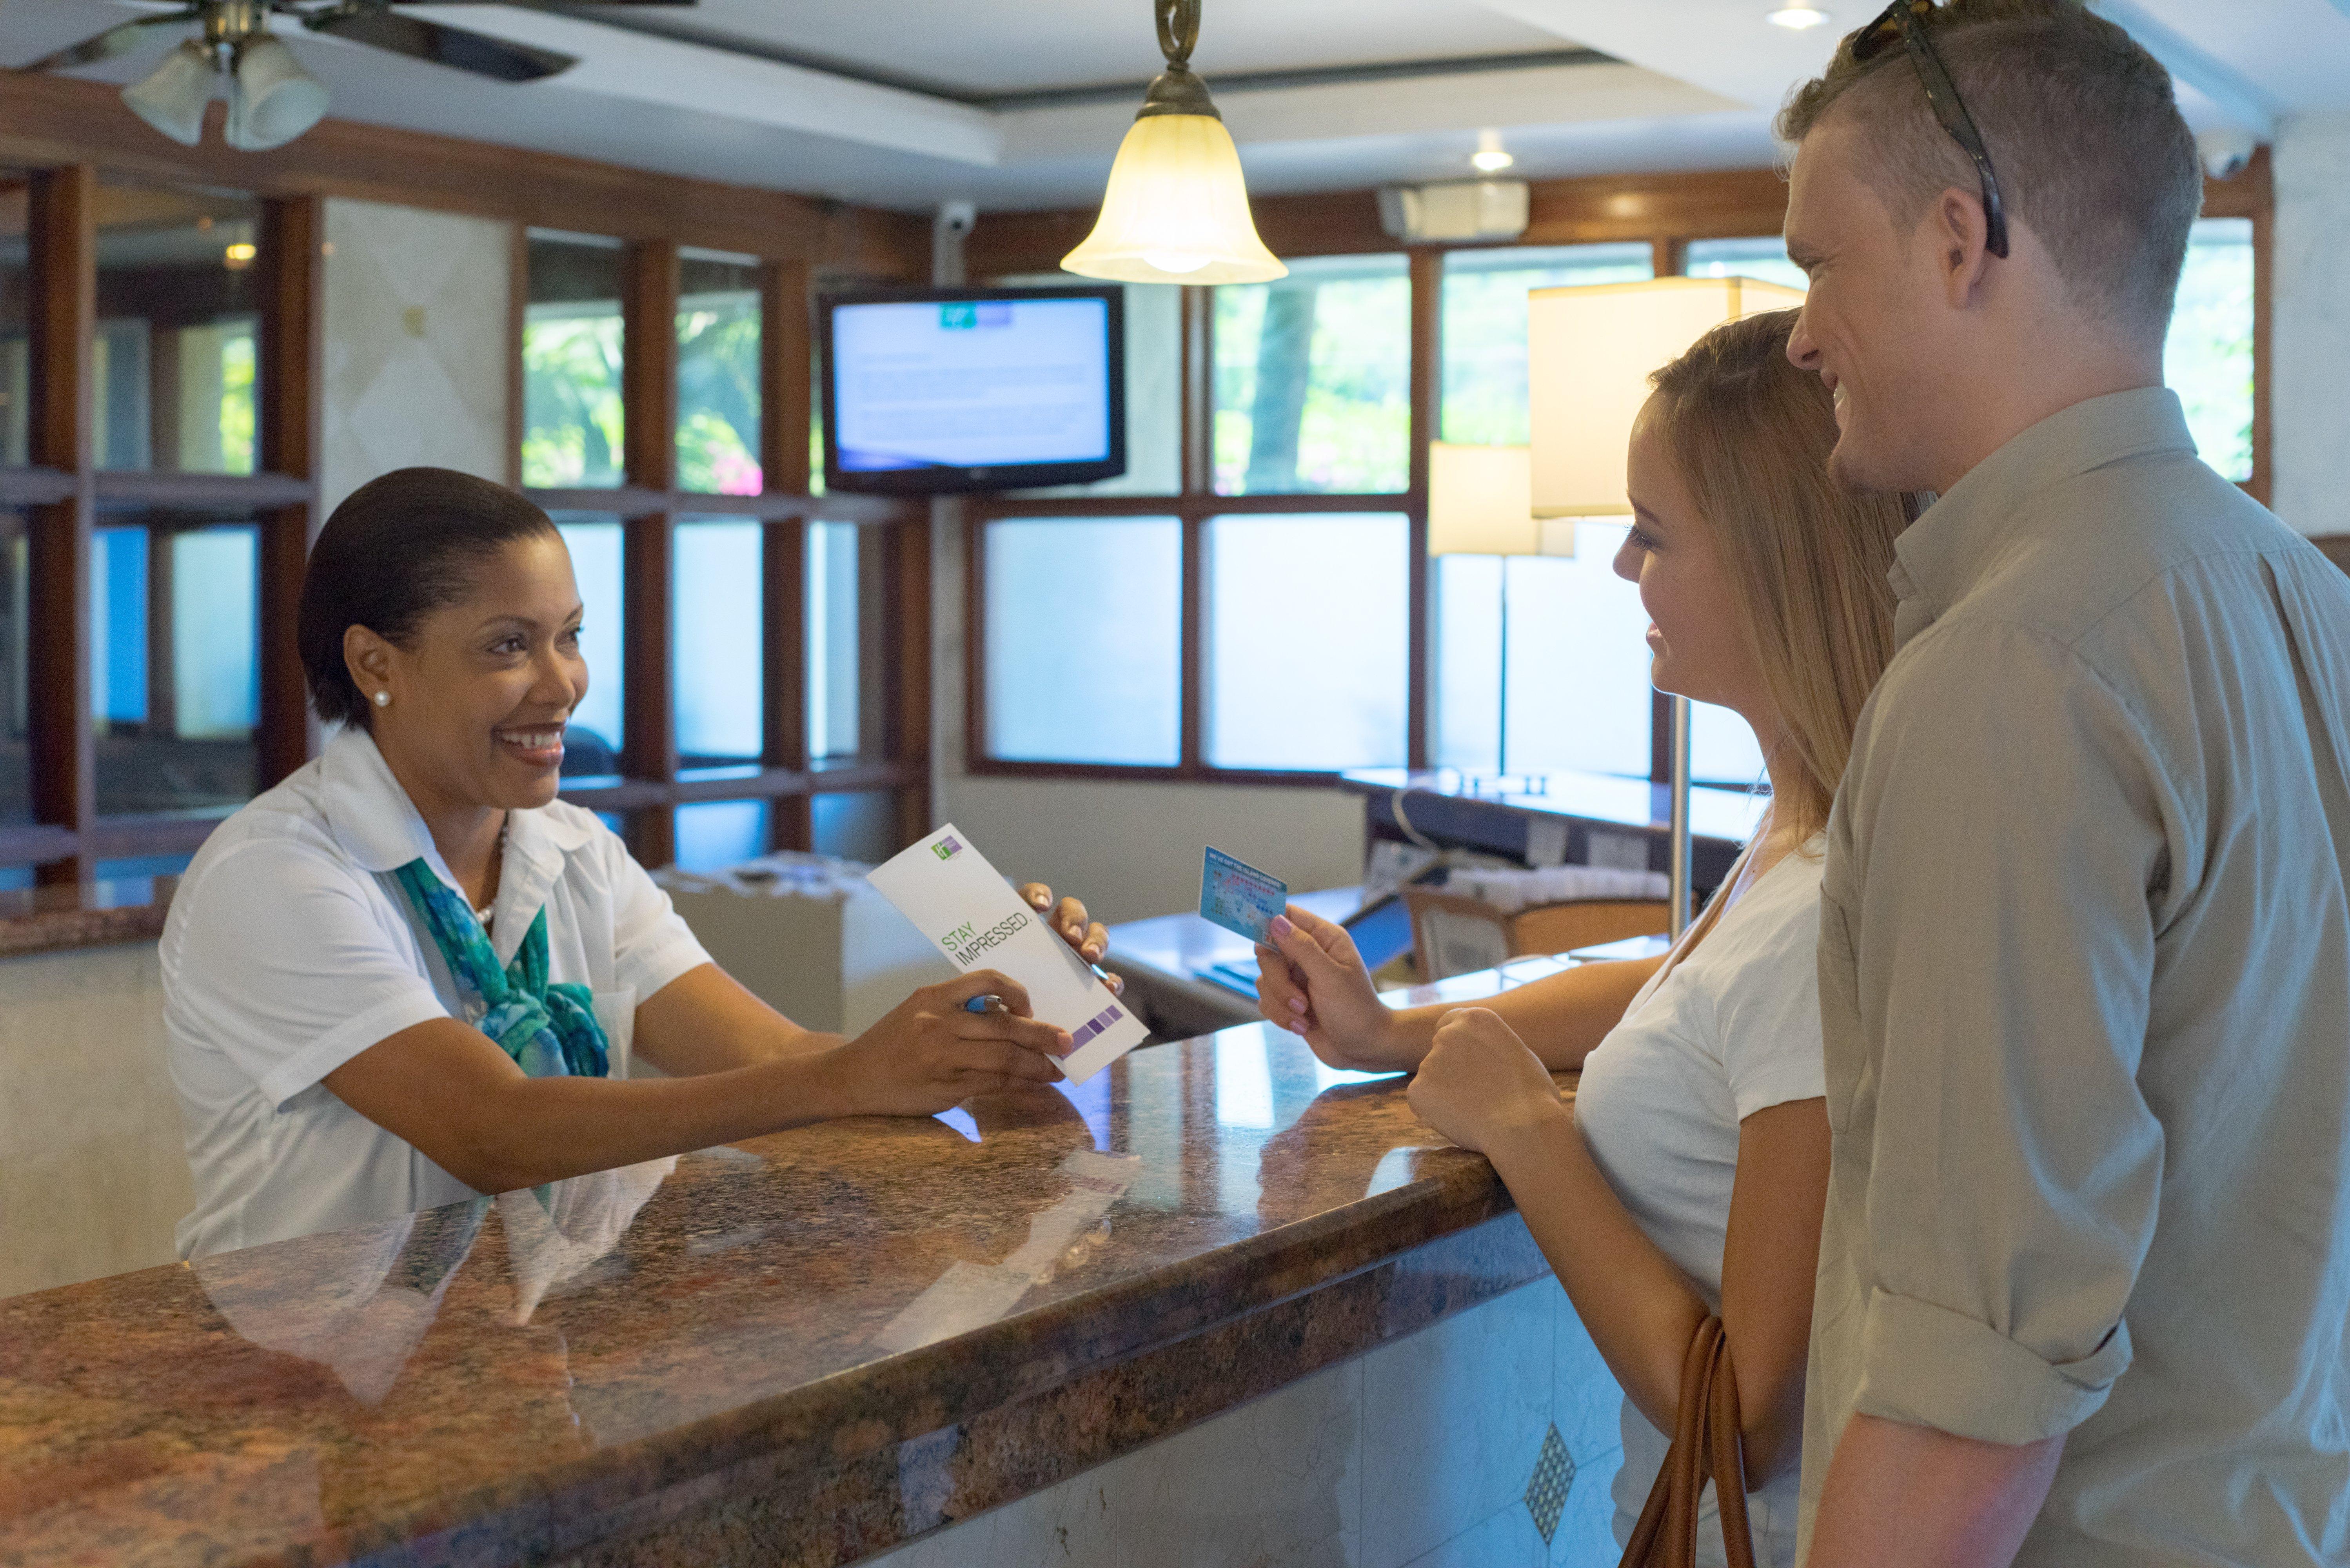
[{"xmin": 592, "ymin": 987, "xmax": 639, "ymax": 1078}]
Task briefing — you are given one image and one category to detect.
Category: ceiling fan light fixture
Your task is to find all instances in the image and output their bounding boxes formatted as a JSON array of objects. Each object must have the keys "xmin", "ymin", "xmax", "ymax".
[
  {"xmin": 121, "ymin": 39, "xmax": 218, "ymax": 148},
  {"xmin": 1061, "ymin": 0, "xmax": 1285, "ymax": 287},
  {"xmin": 225, "ymin": 35, "xmax": 329, "ymax": 151}
]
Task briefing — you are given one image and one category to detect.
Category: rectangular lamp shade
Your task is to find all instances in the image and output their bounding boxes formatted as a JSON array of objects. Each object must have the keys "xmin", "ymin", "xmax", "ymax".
[
  {"xmin": 1428, "ymin": 442, "xmax": 1536, "ymax": 555},
  {"xmin": 1528, "ymin": 276, "xmax": 1806, "ymax": 518}
]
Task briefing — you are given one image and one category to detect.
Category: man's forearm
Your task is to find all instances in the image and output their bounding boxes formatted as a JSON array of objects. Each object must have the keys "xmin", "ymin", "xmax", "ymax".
[{"xmin": 1805, "ymin": 1413, "xmax": 2064, "ymax": 1568}]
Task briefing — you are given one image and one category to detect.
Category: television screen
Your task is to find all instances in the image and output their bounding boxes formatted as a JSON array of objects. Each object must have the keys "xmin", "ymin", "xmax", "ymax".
[{"xmin": 820, "ymin": 285, "xmax": 1126, "ymax": 494}]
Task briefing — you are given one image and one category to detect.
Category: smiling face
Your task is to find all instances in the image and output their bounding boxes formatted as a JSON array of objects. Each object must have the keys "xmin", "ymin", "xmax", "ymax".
[
  {"xmin": 346, "ymin": 530, "xmax": 587, "ymax": 817},
  {"xmin": 1783, "ymin": 119, "xmax": 1964, "ymax": 495},
  {"xmin": 1614, "ymin": 396, "xmax": 1772, "ymax": 728}
]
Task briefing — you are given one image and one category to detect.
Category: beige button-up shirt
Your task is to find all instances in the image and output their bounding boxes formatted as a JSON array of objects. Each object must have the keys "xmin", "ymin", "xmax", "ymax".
[{"xmin": 1798, "ymin": 389, "xmax": 2350, "ymax": 1566}]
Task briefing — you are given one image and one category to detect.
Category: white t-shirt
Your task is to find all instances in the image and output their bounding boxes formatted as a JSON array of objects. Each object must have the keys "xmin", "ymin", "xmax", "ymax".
[
  {"xmin": 1575, "ymin": 841, "xmax": 1828, "ymax": 1568},
  {"xmin": 161, "ymin": 726, "xmax": 712, "ymax": 1260}
]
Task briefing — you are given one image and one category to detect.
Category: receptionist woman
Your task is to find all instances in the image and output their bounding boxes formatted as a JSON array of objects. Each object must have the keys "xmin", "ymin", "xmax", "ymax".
[{"xmin": 163, "ymin": 466, "xmax": 1104, "ymax": 1260}]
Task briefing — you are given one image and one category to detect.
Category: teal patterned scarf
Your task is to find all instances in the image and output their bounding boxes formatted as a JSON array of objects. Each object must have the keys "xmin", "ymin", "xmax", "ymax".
[{"xmin": 390, "ymin": 859, "xmax": 609, "ymax": 1080}]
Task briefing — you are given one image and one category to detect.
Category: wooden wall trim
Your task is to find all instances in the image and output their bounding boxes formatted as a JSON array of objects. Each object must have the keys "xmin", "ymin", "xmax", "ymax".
[
  {"xmin": 25, "ymin": 165, "xmax": 95, "ymax": 884},
  {"xmin": 0, "ymin": 73, "xmax": 928, "ymax": 275},
  {"xmin": 256, "ymin": 195, "xmax": 325, "ymax": 787}
]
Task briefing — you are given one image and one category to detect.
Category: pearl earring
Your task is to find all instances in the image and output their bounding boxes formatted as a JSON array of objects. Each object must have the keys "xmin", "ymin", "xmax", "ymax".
[{"xmin": 373, "ymin": 690, "xmax": 390, "ymax": 708}]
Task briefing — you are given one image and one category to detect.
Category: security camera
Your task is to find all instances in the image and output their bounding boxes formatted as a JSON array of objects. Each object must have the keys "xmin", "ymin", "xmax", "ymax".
[
  {"xmin": 2197, "ymin": 128, "xmax": 2259, "ymax": 181},
  {"xmin": 934, "ymin": 201, "xmax": 977, "ymax": 240}
]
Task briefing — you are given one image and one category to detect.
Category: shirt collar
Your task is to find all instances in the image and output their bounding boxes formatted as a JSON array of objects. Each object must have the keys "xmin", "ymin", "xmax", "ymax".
[
  {"xmin": 322, "ymin": 725, "xmax": 594, "ymax": 929},
  {"xmin": 1889, "ymin": 387, "xmax": 2197, "ymax": 645}
]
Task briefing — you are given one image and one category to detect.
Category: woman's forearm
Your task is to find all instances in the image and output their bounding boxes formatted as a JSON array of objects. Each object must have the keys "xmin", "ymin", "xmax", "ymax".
[
  {"xmin": 1486, "ymin": 1100, "xmax": 1711, "ymax": 1442},
  {"xmin": 1384, "ymin": 956, "xmax": 1665, "ymax": 1070},
  {"xmin": 453, "ymin": 1053, "xmax": 850, "ymax": 1192}
]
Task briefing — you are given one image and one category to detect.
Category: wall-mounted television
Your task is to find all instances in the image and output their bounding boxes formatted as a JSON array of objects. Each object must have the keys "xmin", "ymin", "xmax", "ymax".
[{"xmin": 819, "ymin": 285, "xmax": 1126, "ymax": 495}]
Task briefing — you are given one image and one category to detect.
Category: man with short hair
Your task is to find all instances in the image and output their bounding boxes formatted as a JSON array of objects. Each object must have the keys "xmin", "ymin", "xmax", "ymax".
[{"xmin": 1778, "ymin": 2, "xmax": 2350, "ymax": 1564}]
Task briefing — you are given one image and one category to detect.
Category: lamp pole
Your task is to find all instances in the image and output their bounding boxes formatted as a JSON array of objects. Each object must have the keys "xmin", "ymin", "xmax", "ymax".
[{"xmin": 1667, "ymin": 693, "xmax": 1693, "ymax": 935}]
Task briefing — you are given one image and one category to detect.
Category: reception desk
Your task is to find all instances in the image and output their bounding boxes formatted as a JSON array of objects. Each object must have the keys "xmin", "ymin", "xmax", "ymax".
[{"xmin": 0, "ymin": 966, "xmax": 1629, "ymax": 1568}]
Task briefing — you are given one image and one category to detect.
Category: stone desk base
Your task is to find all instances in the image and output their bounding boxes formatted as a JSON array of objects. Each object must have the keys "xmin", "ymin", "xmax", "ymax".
[{"xmin": 1, "ymin": 1005, "xmax": 1624, "ymax": 1568}]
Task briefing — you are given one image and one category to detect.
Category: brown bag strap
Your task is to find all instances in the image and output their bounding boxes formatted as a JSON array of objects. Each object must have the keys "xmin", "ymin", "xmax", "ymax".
[{"xmin": 1616, "ymin": 1317, "xmax": 1759, "ymax": 1568}]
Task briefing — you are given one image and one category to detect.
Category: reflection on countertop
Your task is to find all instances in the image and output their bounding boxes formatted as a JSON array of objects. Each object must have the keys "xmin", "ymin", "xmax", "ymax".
[{"xmin": 0, "ymin": 962, "xmax": 1575, "ymax": 1568}]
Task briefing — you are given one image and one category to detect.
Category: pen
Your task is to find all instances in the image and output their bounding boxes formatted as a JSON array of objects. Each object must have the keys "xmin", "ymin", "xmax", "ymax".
[{"xmin": 965, "ymin": 994, "xmax": 1010, "ymax": 1014}]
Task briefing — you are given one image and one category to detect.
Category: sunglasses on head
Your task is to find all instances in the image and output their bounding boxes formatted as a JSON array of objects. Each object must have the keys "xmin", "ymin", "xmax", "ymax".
[{"xmin": 1851, "ymin": 0, "xmax": 2011, "ymax": 258}]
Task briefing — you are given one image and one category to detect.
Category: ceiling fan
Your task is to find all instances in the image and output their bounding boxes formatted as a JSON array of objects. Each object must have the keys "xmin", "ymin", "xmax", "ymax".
[{"xmin": 16, "ymin": 0, "xmax": 693, "ymax": 151}]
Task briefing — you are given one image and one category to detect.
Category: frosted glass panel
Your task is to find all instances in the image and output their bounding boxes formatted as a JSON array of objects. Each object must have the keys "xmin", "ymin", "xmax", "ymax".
[
  {"xmin": 984, "ymin": 517, "xmax": 1180, "ymax": 766},
  {"xmin": 1207, "ymin": 514, "xmax": 1407, "ymax": 771},
  {"xmin": 808, "ymin": 522, "xmax": 884, "ymax": 763},
  {"xmin": 1214, "ymin": 255, "xmax": 1409, "ymax": 495},
  {"xmin": 173, "ymin": 528, "xmax": 258, "ymax": 739},
  {"xmin": 1501, "ymin": 526, "xmax": 1651, "ymax": 779},
  {"xmin": 554, "ymin": 516, "xmax": 623, "ymax": 760},
  {"xmin": 673, "ymin": 518, "xmax": 763, "ymax": 763},
  {"xmin": 1442, "ymin": 242, "xmax": 1654, "ymax": 447},
  {"xmin": 675, "ymin": 799, "xmax": 768, "ymax": 872},
  {"xmin": 812, "ymin": 789, "xmax": 898, "ymax": 865},
  {"xmin": 91, "ymin": 514, "xmax": 258, "ymax": 816},
  {"xmin": 1692, "ymin": 701, "xmax": 1766, "ymax": 788},
  {"xmin": 2169, "ymin": 217, "xmax": 2253, "ymax": 483},
  {"xmin": 1433, "ymin": 554, "xmax": 1503, "ymax": 773},
  {"xmin": 1682, "ymin": 237, "xmax": 1810, "ymax": 294}
]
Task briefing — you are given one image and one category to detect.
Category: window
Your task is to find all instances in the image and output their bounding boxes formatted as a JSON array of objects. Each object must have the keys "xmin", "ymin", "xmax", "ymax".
[
  {"xmin": 93, "ymin": 510, "xmax": 260, "ymax": 817},
  {"xmin": 673, "ymin": 517, "xmax": 763, "ymax": 766},
  {"xmin": 0, "ymin": 507, "xmax": 25, "ymax": 826},
  {"xmin": 1498, "ymin": 528, "xmax": 1654, "ymax": 779},
  {"xmin": 808, "ymin": 521, "xmax": 887, "ymax": 766},
  {"xmin": 1, "ymin": 174, "xmax": 27, "ymax": 467},
  {"xmin": 984, "ymin": 516, "xmax": 1181, "ymax": 766},
  {"xmin": 2170, "ymin": 216, "xmax": 2254, "ymax": 484},
  {"xmin": 1682, "ymin": 236, "xmax": 1810, "ymax": 294},
  {"xmin": 552, "ymin": 514, "xmax": 624, "ymax": 765},
  {"xmin": 1441, "ymin": 243, "xmax": 1654, "ymax": 446},
  {"xmin": 675, "ymin": 799, "xmax": 770, "ymax": 873},
  {"xmin": 1214, "ymin": 254, "xmax": 1409, "ymax": 495},
  {"xmin": 95, "ymin": 181, "xmax": 262, "ymax": 475},
  {"xmin": 522, "ymin": 231, "xmax": 625, "ymax": 489},
  {"xmin": 812, "ymin": 790, "xmax": 897, "ymax": 864},
  {"xmin": 1207, "ymin": 513, "xmax": 1409, "ymax": 770},
  {"xmin": 676, "ymin": 249, "xmax": 761, "ymax": 495}
]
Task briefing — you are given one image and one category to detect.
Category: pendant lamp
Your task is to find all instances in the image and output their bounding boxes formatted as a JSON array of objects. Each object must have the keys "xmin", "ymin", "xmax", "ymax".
[{"xmin": 1061, "ymin": 0, "xmax": 1286, "ymax": 286}]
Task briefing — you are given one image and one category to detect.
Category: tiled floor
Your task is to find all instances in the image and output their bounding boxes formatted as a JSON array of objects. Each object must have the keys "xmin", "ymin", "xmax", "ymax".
[{"xmin": 860, "ymin": 1274, "xmax": 1628, "ymax": 1568}]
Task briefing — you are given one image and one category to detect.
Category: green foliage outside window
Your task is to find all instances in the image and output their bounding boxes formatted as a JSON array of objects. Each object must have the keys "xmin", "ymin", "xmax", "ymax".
[
  {"xmin": 2169, "ymin": 218, "xmax": 2254, "ymax": 483},
  {"xmin": 523, "ymin": 311, "xmax": 624, "ymax": 488},
  {"xmin": 1213, "ymin": 257, "xmax": 1409, "ymax": 495},
  {"xmin": 218, "ymin": 327, "xmax": 255, "ymax": 475},
  {"xmin": 677, "ymin": 294, "xmax": 761, "ymax": 495}
]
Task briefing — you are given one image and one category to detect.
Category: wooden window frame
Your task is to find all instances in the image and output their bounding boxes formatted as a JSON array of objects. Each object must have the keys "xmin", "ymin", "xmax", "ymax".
[
  {"xmin": 0, "ymin": 74, "xmax": 937, "ymax": 892},
  {"xmin": 523, "ymin": 238, "xmax": 932, "ymax": 867},
  {"xmin": 962, "ymin": 160, "xmax": 2276, "ymax": 789}
]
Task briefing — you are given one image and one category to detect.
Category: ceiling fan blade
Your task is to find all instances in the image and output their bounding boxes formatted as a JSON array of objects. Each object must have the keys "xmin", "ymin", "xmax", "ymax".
[
  {"xmin": 305, "ymin": 9, "xmax": 578, "ymax": 82},
  {"xmin": 15, "ymin": 13, "xmax": 196, "ymax": 74}
]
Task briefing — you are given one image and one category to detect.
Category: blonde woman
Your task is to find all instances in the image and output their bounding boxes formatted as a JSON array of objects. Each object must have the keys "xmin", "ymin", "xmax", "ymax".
[{"xmin": 1255, "ymin": 310, "xmax": 1909, "ymax": 1566}]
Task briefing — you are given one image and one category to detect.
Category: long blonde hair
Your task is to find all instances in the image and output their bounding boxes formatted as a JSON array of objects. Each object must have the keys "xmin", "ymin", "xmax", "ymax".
[{"xmin": 1646, "ymin": 309, "xmax": 1911, "ymax": 842}]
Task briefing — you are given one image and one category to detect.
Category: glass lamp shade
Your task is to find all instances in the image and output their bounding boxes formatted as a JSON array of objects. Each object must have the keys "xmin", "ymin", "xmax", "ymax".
[
  {"xmin": 225, "ymin": 37, "xmax": 330, "ymax": 152},
  {"xmin": 122, "ymin": 40, "xmax": 218, "ymax": 147},
  {"xmin": 1527, "ymin": 276, "xmax": 1805, "ymax": 517},
  {"xmin": 1061, "ymin": 113, "xmax": 1286, "ymax": 286},
  {"xmin": 1428, "ymin": 443, "xmax": 1538, "ymax": 555}
]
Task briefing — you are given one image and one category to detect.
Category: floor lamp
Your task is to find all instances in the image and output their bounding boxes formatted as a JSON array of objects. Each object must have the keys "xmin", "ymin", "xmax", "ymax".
[
  {"xmin": 1525, "ymin": 276, "xmax": 1804, "ymax": 934},
  {"xmin": 1426, "ymin": 441, "xmax": 1567, "ymax": 787}
]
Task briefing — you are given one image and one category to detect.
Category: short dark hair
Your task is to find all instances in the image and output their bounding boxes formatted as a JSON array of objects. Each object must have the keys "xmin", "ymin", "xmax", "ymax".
[
  {"xmin": 1777, "ymin": 0, "xmax": 2201, "ymax": 342},
  {"xmin": 297, "ymin": 467, "xmax": 558, "ymax": 729}
]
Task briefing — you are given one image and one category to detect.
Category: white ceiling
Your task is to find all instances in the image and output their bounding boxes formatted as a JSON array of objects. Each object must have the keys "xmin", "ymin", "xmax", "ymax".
[{"xmin": 11, "ymin": 0, "xmax": 2350, "ymax": 214}]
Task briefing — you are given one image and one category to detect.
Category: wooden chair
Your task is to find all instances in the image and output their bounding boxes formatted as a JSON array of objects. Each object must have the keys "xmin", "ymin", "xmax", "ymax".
[{"xmin": 1402, "ymin": 886, "xmax": 1670, "ymax": 982}]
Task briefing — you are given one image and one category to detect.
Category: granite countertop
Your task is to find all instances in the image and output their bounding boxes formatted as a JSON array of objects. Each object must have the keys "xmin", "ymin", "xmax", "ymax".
[
  {"xmin": 0, "ymin": 877, "xmax": 177, "ymax": 957},
  {"xmin": 0, "ymin": 961, "xmax": 1580, "ymax": 1568}
]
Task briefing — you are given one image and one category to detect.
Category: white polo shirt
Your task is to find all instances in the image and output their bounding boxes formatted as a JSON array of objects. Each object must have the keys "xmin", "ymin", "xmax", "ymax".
[{"xmin": 161, "ymin": 726, "xmax": 712, "ymax": 1260}]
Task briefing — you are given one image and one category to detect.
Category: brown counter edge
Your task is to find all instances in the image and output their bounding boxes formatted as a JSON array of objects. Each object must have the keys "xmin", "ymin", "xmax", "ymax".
[{"xmin": 0, "ymin": 878, "xmax": 176, "ymax": 957}]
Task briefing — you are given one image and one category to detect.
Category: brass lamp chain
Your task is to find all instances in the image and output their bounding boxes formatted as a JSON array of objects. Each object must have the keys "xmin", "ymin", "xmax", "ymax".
[{"xmin": 1155, "ymin": 0, "xmax": 1200, "ymax": 67}]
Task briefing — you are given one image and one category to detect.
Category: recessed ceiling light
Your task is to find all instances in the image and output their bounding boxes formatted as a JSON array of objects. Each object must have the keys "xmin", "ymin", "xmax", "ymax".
[
  {"xmin": 1767, "ymin": 4, "xmax": 1833, "ymax": 28},
  {"xmin": 1471, "ymin": 128, "xmax": 1515, "ymax": 174}
]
